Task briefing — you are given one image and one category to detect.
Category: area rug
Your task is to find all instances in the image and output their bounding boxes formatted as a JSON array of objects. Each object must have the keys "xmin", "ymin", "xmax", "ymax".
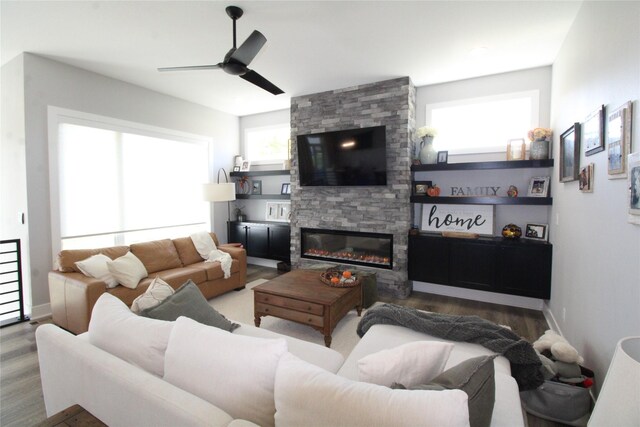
[{"xmin": 210, "ymin": 279, "xmax": 373, "ymax": 358}]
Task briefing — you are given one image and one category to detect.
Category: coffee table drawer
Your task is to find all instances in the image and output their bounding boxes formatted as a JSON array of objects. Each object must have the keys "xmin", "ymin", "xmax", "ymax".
[
  {"xmin": 255, "ymin": 303, "xmax": 324, "ymax": 328},
  {"xmin": 255, "ymin": 293, "xmax": 324, "ymax": 316}
]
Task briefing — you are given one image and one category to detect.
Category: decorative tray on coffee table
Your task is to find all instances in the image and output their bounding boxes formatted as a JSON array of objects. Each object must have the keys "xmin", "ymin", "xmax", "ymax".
[{"xmin": 319, "ymin": 268, "xmax": 360, "ymax": 288}]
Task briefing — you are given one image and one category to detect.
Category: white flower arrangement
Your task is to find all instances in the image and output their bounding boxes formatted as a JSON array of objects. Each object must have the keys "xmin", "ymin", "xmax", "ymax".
[{"xmin": 416, "ymin": 126, "xmax": 438, "ymax": 138}]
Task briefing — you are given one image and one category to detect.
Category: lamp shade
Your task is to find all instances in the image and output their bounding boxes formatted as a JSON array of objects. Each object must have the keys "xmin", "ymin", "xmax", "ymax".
[
  {"xmin": 202, "ymin": 183, "xmax": 236, "ymax": 202},
  {"xmin": 588, "ymin": 336, "xmax": 640, "ymax": 426}
]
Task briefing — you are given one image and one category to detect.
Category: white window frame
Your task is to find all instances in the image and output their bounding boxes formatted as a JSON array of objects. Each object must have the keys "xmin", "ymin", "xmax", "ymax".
[
  {"xmin": 47, "ymin": 106, "xmax": 213, "ymax": 258},
  {"xmin": 243, "ymin": 123, "xmax": 290, "ymax": 165},
  {"xmin": 425, "ymin": 90, "xmax": 540, "ymax": 155}
]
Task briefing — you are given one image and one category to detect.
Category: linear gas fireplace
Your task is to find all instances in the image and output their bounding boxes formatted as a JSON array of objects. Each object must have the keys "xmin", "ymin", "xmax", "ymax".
[{"xmin": 301, "ymin": 228, "xmax": 393, "ymax": 270}]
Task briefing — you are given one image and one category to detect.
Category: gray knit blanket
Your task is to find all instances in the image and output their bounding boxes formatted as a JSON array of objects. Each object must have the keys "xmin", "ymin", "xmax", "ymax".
[{"xmin": 357, "ymin": 304, "xmax": 543, "ymax": 391}]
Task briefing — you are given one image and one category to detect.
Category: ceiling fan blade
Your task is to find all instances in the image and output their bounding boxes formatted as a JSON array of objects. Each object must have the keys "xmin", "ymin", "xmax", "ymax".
[
  {"xmin": 230, "ymin": 30, "xmax": 267, "ymax": 66},
  {"xmin": 157, "ymin": 64, "xmax": 222, "ymax": 72},
  {"xmin": 240, "ymin": 69, "xmax": 284, "ymax": 95}
]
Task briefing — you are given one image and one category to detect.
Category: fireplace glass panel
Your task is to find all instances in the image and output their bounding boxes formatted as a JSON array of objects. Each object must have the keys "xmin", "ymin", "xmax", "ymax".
[{"xmin": 301, "ymin": 228, "xmax": 392, "ymax": 269}]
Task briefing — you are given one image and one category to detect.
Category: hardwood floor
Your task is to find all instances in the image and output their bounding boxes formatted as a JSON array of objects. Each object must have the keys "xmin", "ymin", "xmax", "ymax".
[{"xmin": 0, "ymin": 265, "xmax": 565, "ymax": 426}]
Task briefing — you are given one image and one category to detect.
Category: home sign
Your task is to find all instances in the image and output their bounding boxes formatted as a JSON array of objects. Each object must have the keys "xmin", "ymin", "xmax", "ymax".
[{"xmin": 421, "ymin": 204, "xmax": 494, "ymax": 235}]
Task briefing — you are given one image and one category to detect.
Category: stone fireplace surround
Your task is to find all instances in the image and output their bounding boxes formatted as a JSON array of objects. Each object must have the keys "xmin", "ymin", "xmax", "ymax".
[{"xmin": 290, "ymin": 77, "xmax": 416, "ymax": 298}]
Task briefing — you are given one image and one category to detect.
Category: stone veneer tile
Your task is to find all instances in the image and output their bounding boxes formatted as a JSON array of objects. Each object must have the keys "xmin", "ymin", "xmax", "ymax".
[{"xmin": 290, "ymin": 77, "xmax": 416, "ymax": 298}]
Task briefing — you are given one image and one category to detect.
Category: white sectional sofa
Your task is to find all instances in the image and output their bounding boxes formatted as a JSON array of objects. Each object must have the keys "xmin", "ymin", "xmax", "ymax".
[{"xmin": 36, "ymin": 294, "xmax": 525, "ymax": 427}]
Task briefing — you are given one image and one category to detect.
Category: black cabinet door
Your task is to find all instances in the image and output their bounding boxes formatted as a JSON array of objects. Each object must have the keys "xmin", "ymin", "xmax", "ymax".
[
  {"xmin": 227, "ymin": 222, "xmax": 247, "ymax": 248},
  {"xmin": 408, "ymin": 235, "xmax": 449, "ymax": 285},
  {"xmin": 497, "ymin": 243, "xmax": 552, "ymax": 299},
  {"xmin": 246, "ymin": 225, "xmax": 269, "ymax": 258},
  {"xmin": 268, "ymin": 225, "xmax": 291, "ymax": 262},
  {"xmin": 450, "ymin": 240, "xmax": 496, "ymax": 291}
]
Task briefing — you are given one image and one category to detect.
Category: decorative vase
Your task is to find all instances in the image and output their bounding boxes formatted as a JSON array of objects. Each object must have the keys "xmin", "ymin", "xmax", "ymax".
[
  {"xmin": 419, "ymin": 136, "xmax": 437, "ymax": 164},
  {"xmin": 530, "ymin": 138, "xmax": 550, "ymax": 160}
]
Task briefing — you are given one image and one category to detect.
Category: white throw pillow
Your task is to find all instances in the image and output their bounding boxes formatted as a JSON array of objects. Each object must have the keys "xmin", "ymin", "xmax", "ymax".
[
  {"xmin": 164, "ymin": 316, "xmax": 287, "ymax": 427},
  {"xmin": 275, "ymin": 353, "xmax": 470, "ymax": 427},
  {"xmin": 75, "ymin": 253, "xmax": 118, "ymax": 288},
  {"xmin": 106, "ymin": 251, "xmax": 148, "ymax": 289},
  {"xmin": 131, "ymin": 277, "xmax": 175, "ymax": 314},
  {"xmin": 357, "ymin": 341, "xmax": 455, "ymax": 387},
  {"xmin": 88, "ymin": 293, "xmax": 174, "ymax": 377}
]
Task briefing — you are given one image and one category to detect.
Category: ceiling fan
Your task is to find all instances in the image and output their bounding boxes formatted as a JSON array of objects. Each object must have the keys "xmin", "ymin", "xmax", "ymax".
[{"xmin": 158, "ymin": 5, "xmax": 283, "ymax": 95}]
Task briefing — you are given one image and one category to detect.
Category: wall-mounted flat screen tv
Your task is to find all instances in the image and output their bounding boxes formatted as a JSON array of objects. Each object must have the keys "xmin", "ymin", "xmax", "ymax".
[{"xmin": 297, "ymin": 125, "xmax": 387, "ymax": 186}]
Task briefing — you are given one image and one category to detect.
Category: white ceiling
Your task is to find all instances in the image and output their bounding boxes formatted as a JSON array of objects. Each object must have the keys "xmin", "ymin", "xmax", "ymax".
[{"xmin": 1, "ymin": 1, "xmax": 582, "ymax": 117}]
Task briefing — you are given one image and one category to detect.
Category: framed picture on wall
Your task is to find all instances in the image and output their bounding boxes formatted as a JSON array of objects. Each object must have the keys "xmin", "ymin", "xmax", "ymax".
[
  {"xmin": 628, "ymin": 151, "xmax": 640, "ymax": 225},
  {"xmin": 583, "ymin": 105, "xmax": 605, "ymax": 156},
  {"xmin": 608, "ymin": 101, "xmax": 633, "ymax": 179},
  {"xmin": 560, "ymin": 123, "xmax": 581, "ymax": 182},
  {"xmin": 579, "ymin": 164, "xmax": 594, "ymax": 193}
]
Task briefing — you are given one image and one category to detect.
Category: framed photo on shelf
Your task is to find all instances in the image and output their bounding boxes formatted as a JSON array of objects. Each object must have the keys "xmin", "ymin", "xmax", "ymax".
[
  {"xmin": 251, "ymin": 180, "xmax": 262, "ymax": 195},
  {"xmin": 528, "ymin": 176, "xmax": 550, "ymax": 197},
  {"xmin": 607, "ymin": 101, "xmax": 633, "ymax": 178},
  {"xmin": 437, "ymin": 151, "xmax": 448, "ymax": 164},
  {"xmin": 524, "ymin": 223, "xmax": 548, "ymax": 241},
  {"xmin": 240, "ymin": 160, "xmax": 251, "ymax": 171},
  {"xmin": 583, "ymin": 105, "xmax": 605, "ymax": 156},
  {"xmin": 413, "ymin": 181, "xmax": 432, "ymax": 195},
  {"xmin": 579, "ymin": 164, "xmax": 594, "ymax": 193},
  {"xmin": 628, "ymin": 152, "xmax": 640, "ymax": 225},
  {"xmin": 507, "ymin": 138, "xmax": 526, "ymax": 161},
  {"xmin": 280, "ymin": 183, "xmax": 291, "ymax": 195},
  {"xmin": 560, "ymin": 123, "xmax": 581, "ymax": 182}
]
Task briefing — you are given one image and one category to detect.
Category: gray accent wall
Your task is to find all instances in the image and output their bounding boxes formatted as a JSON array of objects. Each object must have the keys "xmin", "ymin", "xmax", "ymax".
[{"xmin": 290, "ymin": 77, "xmax": 415, "ymax": 297}]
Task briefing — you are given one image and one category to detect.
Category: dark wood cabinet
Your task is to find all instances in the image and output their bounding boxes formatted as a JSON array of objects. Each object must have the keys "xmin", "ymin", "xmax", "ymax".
[
  {"xmin": 409, "ymin": 234, "xmax": 552, "ymax": 299},
  {"xmin": 228, "ymin": 221, "xmax": 290, "ymax": 262}
]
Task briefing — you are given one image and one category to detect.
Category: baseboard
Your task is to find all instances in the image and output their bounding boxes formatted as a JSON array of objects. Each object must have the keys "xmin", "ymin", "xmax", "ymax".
[
  {"xmin": 247, "ymin": 257, "xmax": 279, "ymax": 268},
  {"xmin": 542, "ymin": 301, "xmax": 563, "ymax": 335},
  {"xmin": 412, "ymin": 281, "xmax": 545, "ymax": 310},
  {"xmin": 30, "ymin": 302, "xmax": 51, "ymax": 321}
]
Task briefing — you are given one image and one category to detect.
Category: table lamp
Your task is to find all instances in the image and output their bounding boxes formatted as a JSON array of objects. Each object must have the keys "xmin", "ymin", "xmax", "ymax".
[{"xmin": 588, "ymin": 336, "xmax": 640, "ymax": 426}]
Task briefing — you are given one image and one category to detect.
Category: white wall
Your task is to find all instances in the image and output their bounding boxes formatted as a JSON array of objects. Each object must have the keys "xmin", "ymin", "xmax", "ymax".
[
  {"xmin": 550, "ymin": 2, "xmax": 640, "ymax": 395},
  {"xmin": 21, "ymin": 53, "xmax": 239, "ymax": 315},
  {"xmin": 1, "ymin": 55, "xmax": 32, "ymax": 313}
]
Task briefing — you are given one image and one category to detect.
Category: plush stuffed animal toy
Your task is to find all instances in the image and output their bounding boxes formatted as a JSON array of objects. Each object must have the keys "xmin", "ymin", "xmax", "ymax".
[{"xmin": 533, "ymin": 329, "xmax": 584, "ymax": 365}]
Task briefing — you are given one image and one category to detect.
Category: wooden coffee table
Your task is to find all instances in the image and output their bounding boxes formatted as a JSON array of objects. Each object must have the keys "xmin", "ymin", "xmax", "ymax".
[{"xmin": 253, "ymin": 269, "xmax": 362, "ymax": 347}]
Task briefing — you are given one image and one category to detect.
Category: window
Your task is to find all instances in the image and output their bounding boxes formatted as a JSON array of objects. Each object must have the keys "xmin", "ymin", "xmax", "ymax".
[
  {"xmin": 425, "ymin": 91, "xmax": 539, "ymax": 154},
  {"xmin": 244, "ymin": 124, "xmax": 290, "ymax": 163},
  {"xmin": 51, "ymin": 110, "xmax": 211, "ymax": 251}
]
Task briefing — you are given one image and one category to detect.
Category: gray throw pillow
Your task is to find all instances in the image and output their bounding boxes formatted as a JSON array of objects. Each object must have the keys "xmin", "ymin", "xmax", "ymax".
[
  {"xmin": 392, "ymin": 355, "xmax": 496, "ymax": 427},
  {"xmin": 140, "ymin": 280, "xmax": 239, "ymax": 332}
]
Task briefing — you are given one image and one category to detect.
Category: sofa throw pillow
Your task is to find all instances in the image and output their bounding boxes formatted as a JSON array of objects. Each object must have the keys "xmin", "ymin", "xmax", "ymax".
[
  {"xmin": 88, "ymin": 293, "xmax": 174, "ymax": 377},
  {"xmin": 75, "ymin": 253, "xmax": 118, "ymax": 288},
  {"xmin": 140, "ymin": 280, "xmax": 239, "ymax": 332},
  {"xmin": 106, "ymin": 251, "xmax": 148, "ymax": 289},
  {"xmin": 275, "ymin": 352, "xmax": 470, "ymax": 427},
  {"xmin": 393, "ymin": 355, "xmax": 496, "ymax": 427},
  {"xmin": 357, "ymin": 341, "xmax": 454, "ymax": 387},
  {"xmin": 164, "ymin": 316, "xmax": 288, "ymax": 427},
  {"xmin": 131, "ymin": 277, "xmax": 175, "ymax": 314}
]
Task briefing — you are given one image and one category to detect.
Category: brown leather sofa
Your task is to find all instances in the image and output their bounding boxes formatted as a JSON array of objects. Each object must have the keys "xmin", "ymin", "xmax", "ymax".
[{"xmin": 48, "ymin": 233, "xmax": 247, "ymax": 334}]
